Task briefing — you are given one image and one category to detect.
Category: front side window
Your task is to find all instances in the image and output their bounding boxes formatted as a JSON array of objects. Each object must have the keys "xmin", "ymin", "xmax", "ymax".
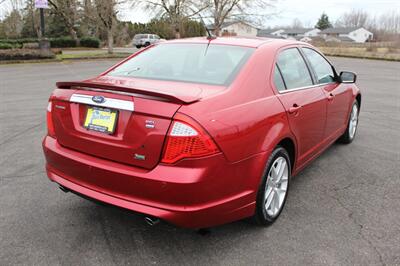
[
  {"xmin": 302, "ymin": 48, "xmax": 335, "ymax": 84},
  {"xmin": 276, "ymin": 48, "xmax": 313, "ymax": 90},
  {"xmin": 108, "ymin": 44, "xmax": 254, "ymax": 86}
]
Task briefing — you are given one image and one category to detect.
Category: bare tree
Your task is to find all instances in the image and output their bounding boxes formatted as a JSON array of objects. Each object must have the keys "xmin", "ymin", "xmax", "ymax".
[
  {"xmin": 1, "ymin": 0, "xmax": 24, "ymax": 38},
  {"xmin": 206, "ymin": 0, "xmax": 276, "ymax": 36},
  {"xmin": 136, "ymin": 0, "xmax": 208, "ymax": 38},
  {"xmin": 48, "ymin": 0, "xmax": 79, "ymax": 42},
  {"xmin": 2, "ymin": 0, "xmax": 23, "ymax": 11},
  {"xmin": 335, "ymin": 9, "xmax": 369, "ymax": 28},
  {"xmin": 379, "ymin": 10, "xmax": 400, "ymax": 34},
  {"xmin": 291, "ymin": 18, "xmax": 303, "ymax": 29},
  {"xmin": 94, "ymin": 0, "xmax": 123, "ymax": 53}
]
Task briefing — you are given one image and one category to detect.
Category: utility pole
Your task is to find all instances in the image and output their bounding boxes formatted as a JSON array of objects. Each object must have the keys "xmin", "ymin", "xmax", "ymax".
[
  {"xmin": 35, "ymin": 0, "xmax": 50, "ymax": 52},
  {"xmin": 40, "ymin": 8, "xmax": 45, "ymax": 38}
]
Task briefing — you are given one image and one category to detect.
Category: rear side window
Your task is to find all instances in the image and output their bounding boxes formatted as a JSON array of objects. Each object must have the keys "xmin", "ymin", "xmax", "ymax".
[
  {"xmin": 302, "ymin": 48, "xmax": 335, "ymax": 84},
  {"xmin": 134, "ymin": 34, "xmax": 146, "ymax": 39},
  {"xmin": 276, "ymin": 48, "xmax": 313, "ymax": 90},
  {"xmin": 108, "ymin": 44, "xmax": 254, "ymax": 86},
  {"xmin": 274, "ymin": 64, "xmax": 286, "ymax": 92}
]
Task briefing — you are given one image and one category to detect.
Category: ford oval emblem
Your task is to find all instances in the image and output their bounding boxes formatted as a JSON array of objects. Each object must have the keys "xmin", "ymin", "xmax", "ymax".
[{"xmin": 92, "ymin": 95, "xmax": 105, "ymax": 104}]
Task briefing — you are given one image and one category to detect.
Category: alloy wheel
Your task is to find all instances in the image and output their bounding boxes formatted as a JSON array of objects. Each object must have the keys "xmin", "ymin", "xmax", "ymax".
[
  {"xmin": 349, "ymin": 104, "xmax": 359, "ymax": 139},
  {"xmin": 264, "ymin": 156, "xmax": 289, "ymax": 217}
]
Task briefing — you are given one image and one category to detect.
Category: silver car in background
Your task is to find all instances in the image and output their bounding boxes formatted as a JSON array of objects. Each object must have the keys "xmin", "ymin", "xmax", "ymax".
[{"xmin": 133, "ymin": 34, "xmax": 162, "ymax": 48}]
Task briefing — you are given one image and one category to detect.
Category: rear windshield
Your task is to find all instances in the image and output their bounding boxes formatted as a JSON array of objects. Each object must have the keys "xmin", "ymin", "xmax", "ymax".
[{"xmin": 107, "ymin": 43, "xmax": 254, "ymax": 86}]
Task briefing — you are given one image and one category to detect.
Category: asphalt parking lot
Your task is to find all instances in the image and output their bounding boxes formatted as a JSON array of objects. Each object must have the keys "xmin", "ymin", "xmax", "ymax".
[{"xmin": 1, "ymin": 57, "xmax": 399, "ymax": 265}]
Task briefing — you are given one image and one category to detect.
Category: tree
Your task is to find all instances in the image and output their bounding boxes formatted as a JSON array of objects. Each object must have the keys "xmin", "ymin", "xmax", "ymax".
[
  {"xmin": 2, "ymin": 9, "xmax": 23, "ymax": 38},
  {"xmin": 136, "ymin": 0, "xmax": 208, "ymax": 39},
  {"xmin": 315, "ymin": 12, "xmax": 332, "ymax": 30},
  {"xmin": 48, "ymin": 0, "xmax": 79, "ymax": 42},
  {"xmin": 80, "ymin": 0, "xmax": 100, "ymax": 37},
  {"xmin": 206, "ymin": 0, "xmax": 276, "ymax": 36},
  {"xmin": 291, "ymin": 18, "xmax": 303, "ymax": 29},
  {"xmin": 94, "ymin": 0, "xmax": 120, "ymax": 54},
  {"xmin": 21, "ymin": 0, "xmax": 40, "ymax": 38},
  {"xmin": 0, "ymin": 20, "xmax": 5, "ymax": 39},
  {"xmin": 1, "ymin": 0, "xmax": 24, "ymax": 38},
  {"xmin": 335, "ymin": 9, "xmax": 369, "ymax": 28},
  {"xmin": 379, "ymin": 10, "xmax": 400, "ymax": 34}
]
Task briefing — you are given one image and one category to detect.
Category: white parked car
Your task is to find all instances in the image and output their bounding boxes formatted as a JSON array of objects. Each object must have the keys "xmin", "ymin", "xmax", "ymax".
[{"xmin": 133, "ymin": 34, "xmax": 162, "ymax": 48}]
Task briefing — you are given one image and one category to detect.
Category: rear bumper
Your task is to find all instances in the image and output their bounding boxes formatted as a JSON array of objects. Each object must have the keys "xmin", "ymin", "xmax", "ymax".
[{"xmin": 43, "ymin": 136, "xmax": 267, "ymax": 228}]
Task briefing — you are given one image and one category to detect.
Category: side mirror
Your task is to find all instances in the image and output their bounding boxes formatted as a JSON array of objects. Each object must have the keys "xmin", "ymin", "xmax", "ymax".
[{"xmin": 340, "ymin": 71, "xmax": 357, "ymax": 83}]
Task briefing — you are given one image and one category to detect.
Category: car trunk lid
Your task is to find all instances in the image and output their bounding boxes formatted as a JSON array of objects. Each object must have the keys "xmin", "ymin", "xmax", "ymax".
[{"xmin": 51, "ymin": 78, "xmax": 225, "ymax": 169}]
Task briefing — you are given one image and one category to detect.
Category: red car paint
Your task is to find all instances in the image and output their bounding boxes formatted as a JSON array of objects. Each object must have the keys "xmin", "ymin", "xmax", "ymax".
[{"xmin": 43, "ymin": 37, "xmax": 361, "ymax": 228}]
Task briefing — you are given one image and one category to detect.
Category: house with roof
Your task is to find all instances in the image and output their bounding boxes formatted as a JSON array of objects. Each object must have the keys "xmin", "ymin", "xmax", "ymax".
[
  {"xmin": 282, "ymin": 28, "xmax": 321, "ymax": 40},
  {"xmin": 257, "ymin": 28, "xmax": 286, "ymax": 38},
  {"xmin": 320, "ymin": 27, "xmax": 373, "ymax": 43},
  {"xmin": 208, "ymin": 21, "xmax": 259, "ymax": 37}
]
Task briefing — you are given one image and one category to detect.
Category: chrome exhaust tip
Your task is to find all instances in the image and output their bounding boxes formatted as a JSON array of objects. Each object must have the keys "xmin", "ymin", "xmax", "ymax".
[{"xmin": 144, "ymin": 216, "xmax": 160, "ymax": 226}]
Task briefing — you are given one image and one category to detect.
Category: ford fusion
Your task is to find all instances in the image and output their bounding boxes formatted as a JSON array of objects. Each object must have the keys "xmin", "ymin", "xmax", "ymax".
[{"xmin": 43, "ymin": 37, "xmax": 361, "ymax": 229}]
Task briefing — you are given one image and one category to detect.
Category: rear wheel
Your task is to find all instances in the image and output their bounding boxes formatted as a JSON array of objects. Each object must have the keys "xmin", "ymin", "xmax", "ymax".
[
  {"xmin": 253, "ymin": 146, "xmax": 291, "ymax": 225},
  {"xmin": 135, "ymin": 45, "xmax": 141, "ymax": 49},
  {"xmin": 145, "ymin": 42, "xmax": 150, "ymax": 47},
  {"xmin": 338, "ymin": 101, "xmax": 359, "ymax": 144}
]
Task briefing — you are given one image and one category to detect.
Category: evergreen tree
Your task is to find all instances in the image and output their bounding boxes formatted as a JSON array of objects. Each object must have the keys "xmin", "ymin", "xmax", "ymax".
[
  {"xmin": 315, "ymin": 13, "xmax": 332, "ymax": 30},
  {"xmin": 21, "ymin": 0, "xmax": 40, "ymax": 38}
]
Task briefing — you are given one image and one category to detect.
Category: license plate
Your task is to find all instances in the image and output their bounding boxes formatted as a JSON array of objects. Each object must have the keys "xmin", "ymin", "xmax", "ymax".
[{"xmin": 84, "ymin": 106, "xmax": 118, "ymax": 134}]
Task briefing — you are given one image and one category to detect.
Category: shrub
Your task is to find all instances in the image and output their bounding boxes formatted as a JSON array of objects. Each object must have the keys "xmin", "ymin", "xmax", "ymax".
[
  {"xmin": 0, "ymin": 43, "xmax": 13, "ymax": 49},
  {"xmin": 22, "ymin": 42, "xmax": 40, "ymax": 49},
  {"xmin": 80, "ymin": 37, "xmax": 101, "ymax": 48},
  {"xmin": 49, "ymin": 37, "xmax": 77, "ymax": 48},
  {"xmin": 0, "ymin": 49, "xmax": 55, "ymax": 61},
  {"xmin": 0, "ymin": 38, "xmax": 38, "ymax": 46}
]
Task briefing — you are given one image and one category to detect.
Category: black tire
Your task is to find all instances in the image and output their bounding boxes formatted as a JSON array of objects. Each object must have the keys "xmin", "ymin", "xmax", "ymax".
[
  {"xmin": 253, "ymin": 146, "xmax": 291, "ymax": 226},
  {"xmin": 144, "ymin": 42, "xmax": 150, "ymax": 47},
  {"xmin": 135, "ymin": 45, "xmax": 141, "ymax": 49},
  {"xmin": 338, "ymin": 100, "xmax": 359, "ymax": 144}
]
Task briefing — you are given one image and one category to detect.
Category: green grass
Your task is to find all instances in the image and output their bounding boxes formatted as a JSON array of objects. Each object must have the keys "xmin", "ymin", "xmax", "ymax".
[
  {"xmin": 57, "ymin": 52, "xmax": 131, "ymax": 60},
  {"xmin": 0, "ymin": 50, "xmax": 131, "ymax": 64},
  {"xmin": 318, "ymin": 46, "xmax": 400, "ymax": 61}
]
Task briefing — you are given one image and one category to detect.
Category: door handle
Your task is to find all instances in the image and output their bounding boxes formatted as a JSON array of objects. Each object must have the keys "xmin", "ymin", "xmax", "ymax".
[
  {"xmin": 288, "ymin": 104, "xmax": 301, "ymax": 114},
  {"xmin": 327, "ymin": 93, "xmax": 335, "ymax": 101}
]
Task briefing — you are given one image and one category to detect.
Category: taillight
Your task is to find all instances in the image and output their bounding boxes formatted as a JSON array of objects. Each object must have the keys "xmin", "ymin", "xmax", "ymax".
[
  {"xmin": 47, "ymin": 101, "xmax": 56, "ymax": 137},
  {"xmin": 161, "ymin": 113, "xmax": 219, "ymax": 164}
]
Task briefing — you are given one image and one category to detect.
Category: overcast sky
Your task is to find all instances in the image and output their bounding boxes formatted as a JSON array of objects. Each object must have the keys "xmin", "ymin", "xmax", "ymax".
[
  {"xmin": 119, "ymin": 0, "xmax": 400, "ymax": 28},
  {"xmin": 0, "ymin": 0, "xmax": 399, "ymax": 27}
]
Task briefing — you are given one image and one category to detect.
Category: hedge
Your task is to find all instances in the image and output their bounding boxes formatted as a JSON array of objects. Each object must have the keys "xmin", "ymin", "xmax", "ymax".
[
  {"xmin": 80, "ymin": 37, "xmax": 101, "ymax": 48},
  {"xmin": 0, "ymin": 43, "xmax": 13, "ymax": 49},
  {"xmin": 49, "ymin": 37, "xmax": 77, "ymax": 48},
  {"xmin": 0, "ymin": 38, "xmax": 38, "ymax": 45},
  {"xmin": 0, "ymin": 49, "xmax": 55, "ymax": 61},
  {"xmin": 0, "ymin": 37, "xmax": 101, "ymax": 48}
]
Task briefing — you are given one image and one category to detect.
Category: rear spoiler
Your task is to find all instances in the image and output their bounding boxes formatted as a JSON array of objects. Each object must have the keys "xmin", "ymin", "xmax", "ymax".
[{"xmin": 56, "ymin": 81, "xmax": 200, "ymax": 104}]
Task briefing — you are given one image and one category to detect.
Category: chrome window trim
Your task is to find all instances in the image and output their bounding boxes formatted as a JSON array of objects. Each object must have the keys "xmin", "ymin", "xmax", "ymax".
[
  {"xmin": 278, "ymin": 82, "xmax": 337, "ymax": 94},
  {"xmin": 70, "ymin": 94, "xmax": 134, "ymax": 111}
]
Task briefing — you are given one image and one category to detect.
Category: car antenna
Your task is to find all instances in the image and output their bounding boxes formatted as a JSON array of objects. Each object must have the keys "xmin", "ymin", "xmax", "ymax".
[{"xmin": 198, "ymin": 13, "xmax": 216, "ymax": 40}]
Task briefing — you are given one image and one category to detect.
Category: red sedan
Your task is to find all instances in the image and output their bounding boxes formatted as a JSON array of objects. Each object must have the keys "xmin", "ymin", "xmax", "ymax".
[{"xmin": 43, "ymin": 37, "xmax": 361, "ymax": 229}]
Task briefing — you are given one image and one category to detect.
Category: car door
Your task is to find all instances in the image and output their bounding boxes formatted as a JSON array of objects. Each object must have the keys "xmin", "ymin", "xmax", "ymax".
[
  {"xmin": 301, "ymin": 47, "xmax": 353, "ymax": 141},
  {"xmin": 273, "ymin": 47, "xmax": 327, "ymax": 168}
]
